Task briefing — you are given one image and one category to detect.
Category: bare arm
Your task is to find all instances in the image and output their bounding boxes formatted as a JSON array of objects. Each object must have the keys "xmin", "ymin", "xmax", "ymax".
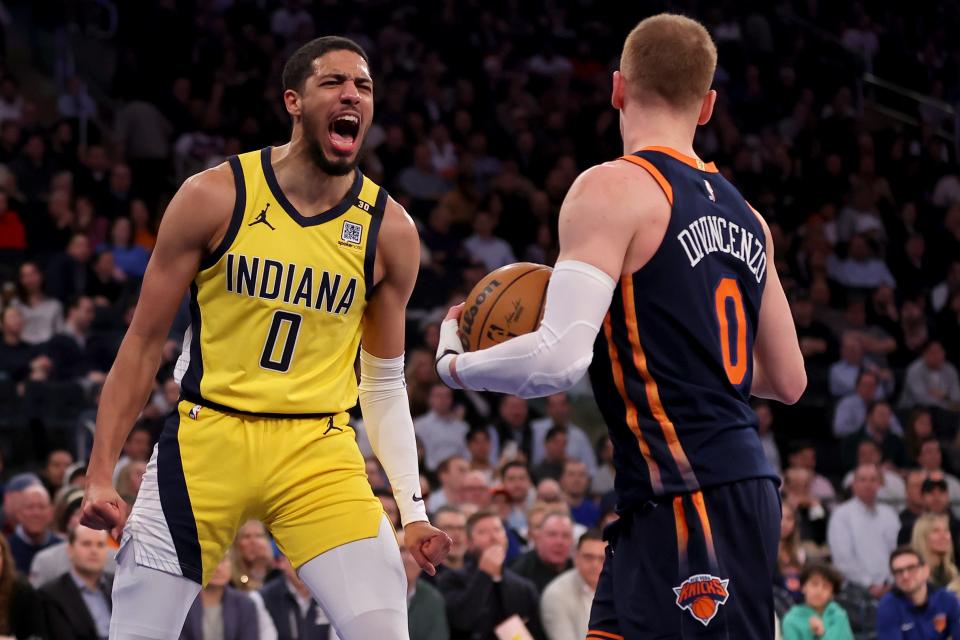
[
  {"xmin": 751, "ymin": 212, "xmax": 806, "ymax": 404},
  {"xmin": 82, "ymin": 165, "xmax": 233, "ymax": 534}
]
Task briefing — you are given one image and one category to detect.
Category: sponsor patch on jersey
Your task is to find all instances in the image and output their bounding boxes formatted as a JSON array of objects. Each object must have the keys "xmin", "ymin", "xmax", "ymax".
[
  {"xmin": 341, "ymin": 220, "xmax": 363, "ymax": 245},
  {"xmin": 673, "ymin": 574, "xmax": 730, "ymax": 626}
]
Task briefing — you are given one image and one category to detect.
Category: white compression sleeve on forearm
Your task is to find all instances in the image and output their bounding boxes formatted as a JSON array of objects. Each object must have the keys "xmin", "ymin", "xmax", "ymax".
[
  {"xmin": 447, "ymin": 260, "xmax": 615, "ymax": 398},
  {"xmin": 358, "ymin": 350, "xmax": 427, "ymax": 526}
]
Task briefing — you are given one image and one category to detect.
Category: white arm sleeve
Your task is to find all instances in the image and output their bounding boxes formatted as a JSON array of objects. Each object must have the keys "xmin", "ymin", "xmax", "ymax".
[
  {"xmin": 438, "ymin": 260, "xmax": 615, "ymax": 398},
  {"xmin": 358, "ymin": 350, "xmax": 428, "ymax": 526}
]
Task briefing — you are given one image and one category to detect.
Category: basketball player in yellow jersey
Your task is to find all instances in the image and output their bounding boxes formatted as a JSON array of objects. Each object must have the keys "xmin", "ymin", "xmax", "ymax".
[{"xmin": 80, "ymin": 37, "xmax": 450, "ymax": 639}]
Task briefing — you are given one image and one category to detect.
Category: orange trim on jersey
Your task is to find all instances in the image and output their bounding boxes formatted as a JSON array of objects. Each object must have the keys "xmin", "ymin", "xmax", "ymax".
[
  {"xmin": 586, "ymin": 631, "xmax": 625, "ymax": 640},
  {"xmin": 619, "ymin": 155, "xmax": 674, "ymax": 205},
  {"xmin": 621, "ymin": 278, "xmax": 699, "ymax": 490},
  {"xmin": 673, "ymin": 495, "xmax": 689, "ymax": 564},
  {"xmin": 603, "ymin": 314, "xmax": 662, "ymax": 493},
  {"xmin": 641, "ymin": 145, "xmax": 719, "ymax": 173},
  {"xmin": 691, "ymin": 490, "xmax": 718, "ymax": 565}
]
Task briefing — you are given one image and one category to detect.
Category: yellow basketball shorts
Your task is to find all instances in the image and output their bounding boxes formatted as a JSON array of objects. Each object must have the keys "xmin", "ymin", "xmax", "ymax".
[{"xmin": 122, "ymin": 400, "xmax": 383, "ymax": 585}]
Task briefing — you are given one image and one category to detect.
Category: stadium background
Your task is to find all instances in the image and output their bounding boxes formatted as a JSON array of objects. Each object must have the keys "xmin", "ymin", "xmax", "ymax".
[{"xmin": 0, "ymin": 0, "xmax": 958, "ymax": 638}]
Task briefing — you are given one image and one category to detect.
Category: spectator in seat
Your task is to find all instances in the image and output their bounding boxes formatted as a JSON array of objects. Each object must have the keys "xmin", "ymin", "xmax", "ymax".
[
  {"xmin": 841, "ymin": 439, "xmax": 905, "ymax": 508},
  {"xmin": 0, "ymin": 306, "xmax": 41, "ymax": 382},
  {"xmin": 39, "ymin": 525, "xmax": 113, "ymax": 640},
  {"xmin": 915, "ymin": 440, "xmax": 960, "ymax": 500},
  {"xmin": 781, "ymin": 467, "xmax": 828, "ymax": 546},
  {"xmin": 530, "ymin": 393, "xmax": 596, "ymax": 476},
  {"xmin": 904, "ymin": 410, "xmax": 935, "ymax": 464},
  {"xmin": 257, "ymin": 554, "xmax": 331, "ymax": 640},
  {"xmin": 39, "ymin": 448, "xmax": 74, "ymax": 498},
  {"xmin": 0, "ymin": 530, "xmax": 45, "ymax": 639},
  {"xmin": 911, "ymin": 513, "xmax": 958, "ymax": 589},
  {"xmin": 900, "ymin": 341, "xmax": 960, "ymax": 413},
  {"xmin": 464, "ymin": 210, "xmax": 516, "ymax": 272},
  {"xmin": 899, "ymin": 469, "xmax": 927, "ymax": 536},
  {"xmin": 397, "ymin": 528, "xmax": 449, "ymax": 640},
  {"xmin": 7, "ymin": 485, "xmax": 61, "ymax": 574},
  {"xmin": 180, "ymin": 554, "xmax": 259, "ymax": 640},
  {"xmin": 1, "ymin": 473, "xmax": 41, "ymax": 536},
  {"xmin": 230, "ymin": 520, "xmax": 276, "ymax": 592},
  {"xmin": 11, "ymin": 261, "xmax": 63, "ymax": 344},
  {"xmin": 834, "ymin": 370, "xmax": 904, "ymax": 438},
  {"xmin": 510, "ymin": 511, "xmax": 574, "ymax": 594},
  {"xmin": 827, "ymin": 233, "xmax": 896, "ymax": 290},
  {"xmin": 785, "ymin": 441, "xmax": 837, "ymax": 508},
  {"xmin": 532, "ymin": 427, "xmax": 568, "ymax": 483},
  {"xmin": 438, "ymin": 509, "xmax": 544, "ymax": 640},
  {"xmin": 414, "ymin": 384, "xmax": 469, "ymax": 472},
  {"xmin": 777, "ymin": 502, "xmax": 807, "ymax": 603},
  {"xmin": 559, "ymin": 460, "xmax": 598, "ymax": 528},
  {"xmin": 426, "ymin": 455, "xmax": 469, "ymax": 513},
  {"xmin": 829, "ymin": 331, "xmax": 892, "ymax": 399},
  {"xmin": 86, "ymin": 250, "xmax": 126, "ymax": 305},
  {"xmin": 898, "ymin": 474, "xmax": 960, "ymax": 563},
  {"xmin": 432, "ymin": 506, "xmax": 468, "ymax": 574},
  {"xmin": 842, "ymin": 400, "xmax": 908, "ymax": 469},
  {"xmin": 500, "ymin": 461, "xmax": 535, "ymax": 534},
  {"xmin": 459, "ymin": 471, "xmax": 492, "ymax": 511},
  {"xmin": 112, "ymin": 424, "xmax": 152, "ymax": 485},
  {"xmin": 781, "ymin": 562, "xmax": 854, "ymax": 640},
  {"xmin": 98, "ymin": 216, "xmax": 149, "ymax": 280},
  {"xmin": 754, "ymin": 401, "xmax": 782, "ymax": 474},
  {"xmin": 466, "ymin": 427, "xmax": 495, "ymax": 481},
  {"xmin": 827, "ymin": 463, "xmax": 899, "ymax": 597},
  {"xmin": 492, "ymin": 395, "xmax": 534, "ymax": 463},
  {"xmin": 877, "ymin": 547, "xmax": 960, "ymax": 639},
  {"xmin": 46, "ymin": 233, "xmax": 93, "ymax": 303},
  {"xmin": 43, "ymin": 295, "xmax": 100, "ymax": 381},
  {"xmin": 540, "ymin": 529, "xmax": 605, "ymax": 640}
]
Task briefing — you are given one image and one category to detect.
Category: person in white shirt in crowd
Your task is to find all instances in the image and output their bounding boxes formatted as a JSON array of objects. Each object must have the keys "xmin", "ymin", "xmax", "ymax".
[
  {"xmin": 10, "ymin": 261, "xmax": 63, "ymax": 345},
  {"xmin": 827, "ymin": 463, "xmax": 900, "ymax": 599},
  {"xmin": 425, "ymin": 456, "xmax": 469, "ymax": 513},
  {"xmin": 754, "ymin": 401, "xmax": 781, "ymax": 474},
  {"xmin": 463, "ymin": 210, "xmax": 516, "ymax": 272},
  {"xmin": 530, "ymin": 393, "xmax": 597, "ymax": 477},
  {"xmin": 414, "ymin": 384, "xmax": 470, "ymax": 472},
  {"xmin": 828, "ymin": 331, "xmax": 893, "ymax": 399},
  {"xmin": 930, "ymin": 261, "xmax": 960, "ymax": 313},
  {"xmin": 833, "ymin": 370, "xmax": 904, "ymax": 438},
  {"xmin": 841, "ymin": 439, "xmax": 906, "ymax": 509},
  {"xmin": 900, "ymin": 340, "xmax": 960, "ymax": 412},
  {"xmin": 540, "ymin": 529, "xmax": 606, "ymax": 640}
]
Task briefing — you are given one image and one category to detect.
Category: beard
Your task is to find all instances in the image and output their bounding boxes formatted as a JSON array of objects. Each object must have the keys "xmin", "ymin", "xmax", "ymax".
[{"xmin": 302, "ymin": 110, "xmax": 359, "ymax": 176}]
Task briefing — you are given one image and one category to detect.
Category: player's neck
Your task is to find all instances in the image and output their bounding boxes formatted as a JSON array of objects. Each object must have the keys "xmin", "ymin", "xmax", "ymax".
[
  {"xmin": 620, "ymin": 107, "xmax": 699, "ymax": 159},
  {"xmin": 270, "ymin": 141, "xmax": 356, "ymax": 212}
]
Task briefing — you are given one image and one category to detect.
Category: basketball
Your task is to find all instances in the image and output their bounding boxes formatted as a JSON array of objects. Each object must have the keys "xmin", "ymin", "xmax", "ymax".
[{"xmin": 459, "ymin": 262, "xmax": 552, "ymax": 352}]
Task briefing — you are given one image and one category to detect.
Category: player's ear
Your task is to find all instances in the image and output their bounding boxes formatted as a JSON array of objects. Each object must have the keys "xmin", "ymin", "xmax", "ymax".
[
  {"xmin": 611, "ymin": 71, "xmax": 625, "ymax": 110},
  {"xmin": 283, "ymin": 89, "xmax": 302, "ymax": 118},
  {"xmin": 697, "ymin": 90, "xmax": 717, "ymax": 126}
]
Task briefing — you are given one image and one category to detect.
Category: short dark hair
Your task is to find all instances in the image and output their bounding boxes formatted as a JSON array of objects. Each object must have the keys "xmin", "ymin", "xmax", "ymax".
[
  {"xmin": 890, "ymin": 546, "xmax": 924, "ymax": 568},
  {"xmin": 800, "ymin": 561, "xmax": 843, "ymax": 594},
  {"xmin": 577, "ymin": 528, "xmax": 603, "ymax": 549},
  {"xmin": 545, "ymin": 425, "xmax": 568, "ymax": 442},
  {"xmin": 465, "ymin": 508, "xmax": 500, "ymax": 539},
  {"xmin": 282, "ymin": 36, "xmax": 369, "ymax": 92},
  {"xmin": 433, "ymin": 505, "xmax": 464, "ymax": 521},
  {"xmin": 466, "ymin": 427, "xmax": 490, "ymax": 444},
  {"xmin": 437, "ymin": 455, "xmax": 467, "ymax": 476},
  {"xmin": 501, "ymin": 460, "xmax": 529, "ymax": 478}
]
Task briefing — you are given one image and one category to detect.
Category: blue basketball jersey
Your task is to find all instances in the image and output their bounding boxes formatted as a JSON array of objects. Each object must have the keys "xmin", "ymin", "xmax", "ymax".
[{"xmin": 588, "ymin": 147, "xmax": 777, "ymax": 510}]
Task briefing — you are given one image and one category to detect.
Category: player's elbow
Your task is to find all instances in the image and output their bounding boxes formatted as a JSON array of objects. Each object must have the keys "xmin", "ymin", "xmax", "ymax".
[
  {"xmin": 516, "ymin": 355, "xmax": 592, "ymax": 399},
  {"xmin": 776, "ymin": 368, "xmax": 807, "ymax": 405}
]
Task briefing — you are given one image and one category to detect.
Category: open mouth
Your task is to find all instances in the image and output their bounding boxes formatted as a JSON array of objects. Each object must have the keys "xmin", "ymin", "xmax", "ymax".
[{"xmin": 328, "ymin": 113, "xmax": 360, "ymax": 155}]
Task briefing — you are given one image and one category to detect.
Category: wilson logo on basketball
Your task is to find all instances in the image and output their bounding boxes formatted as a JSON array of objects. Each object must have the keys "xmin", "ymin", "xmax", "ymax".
[{"xmin": 673, "ymin": 574, "xmax": 730, "ymax": 626}]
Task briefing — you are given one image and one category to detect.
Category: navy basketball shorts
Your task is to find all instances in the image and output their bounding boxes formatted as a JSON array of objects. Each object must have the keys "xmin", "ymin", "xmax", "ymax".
[{"xmin": 587, "ymin": 478, "xmax": 781, "ymax": 640}]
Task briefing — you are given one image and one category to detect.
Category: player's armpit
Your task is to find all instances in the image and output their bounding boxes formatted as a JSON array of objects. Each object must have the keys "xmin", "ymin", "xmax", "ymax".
[{"xmin": 750, "ymin": 211, "xmax": 806, "ymax": 404}]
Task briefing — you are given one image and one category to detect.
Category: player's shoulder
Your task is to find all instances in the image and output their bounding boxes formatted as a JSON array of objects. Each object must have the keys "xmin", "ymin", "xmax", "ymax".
[
  {"xmin": 567, "ymin": 158, "xmax": 667, "ymax": 206},
  {"xmin": 379, "ymin": 195, "xmax": 419, "ymax": 245}
]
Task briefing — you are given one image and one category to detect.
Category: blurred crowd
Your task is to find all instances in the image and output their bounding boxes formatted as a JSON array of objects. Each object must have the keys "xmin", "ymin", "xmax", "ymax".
[{"xmin": 0, "ymin": 0, "xmax": 959, "ymax": 638}]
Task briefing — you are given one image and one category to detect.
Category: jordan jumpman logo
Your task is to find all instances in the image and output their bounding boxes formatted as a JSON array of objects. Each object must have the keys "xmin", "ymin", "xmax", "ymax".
[{"xmin": 249, "ymin": 202, "xmax": 275, "ymax": 230}]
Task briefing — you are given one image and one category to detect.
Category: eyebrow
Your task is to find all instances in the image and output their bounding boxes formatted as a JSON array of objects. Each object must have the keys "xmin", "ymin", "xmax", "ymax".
[{"xmin": 318, "ymin": 73, "xmax": 373, "ymax": 84}]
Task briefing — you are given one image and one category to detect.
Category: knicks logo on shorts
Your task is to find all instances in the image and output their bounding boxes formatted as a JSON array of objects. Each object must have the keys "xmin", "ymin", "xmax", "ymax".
[{"xmin": 673, "ymin": 574, "xmax": 730, "ymax": 625}]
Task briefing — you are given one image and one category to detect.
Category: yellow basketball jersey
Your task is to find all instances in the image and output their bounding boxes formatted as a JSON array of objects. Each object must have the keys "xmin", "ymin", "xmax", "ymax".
[{"xmin": 175, "ymin": 147, "xmax": 386, "ymax": 416}]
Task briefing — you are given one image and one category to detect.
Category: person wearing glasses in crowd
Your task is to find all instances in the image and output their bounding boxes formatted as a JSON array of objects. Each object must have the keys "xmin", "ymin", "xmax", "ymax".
[{"xmin": 877, "ymin": 547, "xmax": 960, "ymax": 639}]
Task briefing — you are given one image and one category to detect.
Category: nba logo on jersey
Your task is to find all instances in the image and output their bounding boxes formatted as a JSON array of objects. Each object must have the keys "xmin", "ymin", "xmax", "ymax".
[
  {"xmin": 341, "ymin": 220, "xmax": 363, "ymax": 244},
  {"xmin": 673, "ymin": 574, "xmax": 730, "ymax": 625},
  {"xmin": 189, "ymin": 404, "xmax": 202, "ymax": 420},
  {"xmin": 703, "ymin": 179, "xmax": 716, "ymax": 202}
]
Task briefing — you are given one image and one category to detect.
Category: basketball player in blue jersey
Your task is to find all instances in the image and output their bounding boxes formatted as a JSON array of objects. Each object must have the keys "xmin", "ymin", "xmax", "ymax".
[
  {"xmin": 80, "ymin": 36, "xmax": 450, "ymax": 639},
  {"xmin": 437, "ymin": 14, "xmax": 805, "ymax": 639}
]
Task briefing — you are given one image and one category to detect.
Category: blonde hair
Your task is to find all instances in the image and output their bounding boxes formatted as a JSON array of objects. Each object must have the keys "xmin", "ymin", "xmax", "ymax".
[
  {"xmin": 230, "ymin": 520, "xmax": 272, "ymax": 592},
  {"xmin": 912, "ymin": 513, "xmax": 958, "ymax": 582},
  {"xmin": 620, "ymin": 13, "xmax": 717, "ymax": 109}
]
